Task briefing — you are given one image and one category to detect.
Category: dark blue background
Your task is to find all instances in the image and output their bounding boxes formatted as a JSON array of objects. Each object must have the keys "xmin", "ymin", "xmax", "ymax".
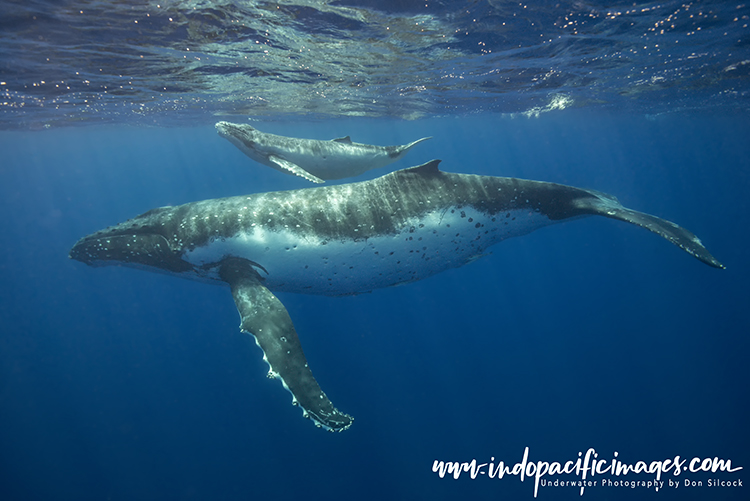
[{"xmin": 1, "ymin": 112, "xmax": 747, "ymax": 500}]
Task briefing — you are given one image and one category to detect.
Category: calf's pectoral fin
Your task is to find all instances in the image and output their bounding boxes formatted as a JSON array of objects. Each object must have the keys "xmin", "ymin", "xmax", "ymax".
[
  {"xmin": 219, "ymin": 257, "xmax": 353, "ymax": 431},
  {"xmin": 575, "ymin": 191, "xmax": 725, "ymax": 269},
  {"xmin": 268, "ymin": 155, "xmax": 325, "ymax": 184}
]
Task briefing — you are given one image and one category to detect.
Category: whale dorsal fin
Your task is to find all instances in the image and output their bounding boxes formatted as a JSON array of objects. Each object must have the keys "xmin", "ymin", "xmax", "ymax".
[
  {"xmin": 402, "ymin": 159, "xmax": 442, "ymax": 175},
  {"xmin": 332, "ymin": 136, "xmax": 352, "ymax": 143}
]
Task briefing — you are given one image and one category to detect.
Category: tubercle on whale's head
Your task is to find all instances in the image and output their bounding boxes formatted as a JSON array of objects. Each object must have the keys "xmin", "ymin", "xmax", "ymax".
[
  {"xmin": 215, "ymin": 121, "xmax": 233, "ymax": 138},
  {"xmin": 216, "ymin": 121, "xmax": 255, "ymax": 141},
  {"xmin": 69, "ymin": 227, "xmax": 191, "ymax": 273},
  {"xmin": 215, "ymin": 121, "xmax": 258, "ymax": 154}
]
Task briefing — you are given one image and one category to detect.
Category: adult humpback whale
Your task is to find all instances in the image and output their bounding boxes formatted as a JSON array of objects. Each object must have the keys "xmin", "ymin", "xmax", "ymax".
[
  {"xmin": 69, "ymin": 161, "xmax": 723, "ymax": 432},
  {"xmin": 215, "ymin": 121, "xmax": 431, "ymax": 183}
]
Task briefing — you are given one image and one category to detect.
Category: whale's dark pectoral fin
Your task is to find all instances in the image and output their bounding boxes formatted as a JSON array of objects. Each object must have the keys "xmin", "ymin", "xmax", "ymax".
[
  {"xmin": 575, "ymin": 191, "xmax": 725, "ymax": 269},
  {"xmin": 219, "ymin": 258, "xmax": 353, "ymax": 432},
  {"xmin": 268, "ymin": 155, "xmax": 325, "ymax": 184}
]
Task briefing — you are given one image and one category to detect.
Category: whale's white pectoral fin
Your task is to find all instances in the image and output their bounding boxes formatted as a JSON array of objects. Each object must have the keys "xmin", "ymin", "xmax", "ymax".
[
  {"xmin": 268, "ymin": 155, "xmax": 325, "ymax": 184},
  {"xmin": 219, "ymin": 258, "xmax": 353, "ymax": 432},
  {"xmin": 331, "ymin": 136, "xmax": 352, "ymax": 143}
]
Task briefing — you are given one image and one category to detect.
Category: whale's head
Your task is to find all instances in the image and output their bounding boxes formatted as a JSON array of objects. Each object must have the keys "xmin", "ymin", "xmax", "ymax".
[
  {"xmin": 216, "ymin": 121, "xmax": 263, "ymax": 159},
  {"xmin": 69, "ymin": 207, "xmax": 192, "ymax": 274}
]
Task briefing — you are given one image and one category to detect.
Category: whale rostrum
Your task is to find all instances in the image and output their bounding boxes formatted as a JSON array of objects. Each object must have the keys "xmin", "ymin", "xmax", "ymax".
[
  {"xmin": 216, "ymin": 121, "xmax": 431, "ymax": 183},
  {"xmin": 69, "ymin": 160, "xmax": 723, "ymax": 431}
]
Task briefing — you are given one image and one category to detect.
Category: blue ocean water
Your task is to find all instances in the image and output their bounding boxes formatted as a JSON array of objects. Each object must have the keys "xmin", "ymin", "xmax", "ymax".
[
  {"xmin": 2, "ymin": 0, "xmax": 750, "ymax": 500},
  {"xmin": 1, "ymin": 113, "xmax": 748, "ymax": 500}
]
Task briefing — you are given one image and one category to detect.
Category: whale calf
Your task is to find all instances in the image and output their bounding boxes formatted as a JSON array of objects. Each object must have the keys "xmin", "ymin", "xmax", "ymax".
[
  {"xmin": 215, "ymin": 121, "xmax": 431, "ymax": 183},
  {"xmin": 69, "ymin": 161, "xmax": 723, "ymax": 432}
]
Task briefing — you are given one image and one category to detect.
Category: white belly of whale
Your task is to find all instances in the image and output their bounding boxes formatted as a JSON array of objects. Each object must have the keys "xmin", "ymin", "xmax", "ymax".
[
  {"xmin": 183, "ymin": 207, "xmax": 551, "ymax": 295},
  {"xmin": 267, "ymin": 144, "xmax": 387, "ymax": 179}
]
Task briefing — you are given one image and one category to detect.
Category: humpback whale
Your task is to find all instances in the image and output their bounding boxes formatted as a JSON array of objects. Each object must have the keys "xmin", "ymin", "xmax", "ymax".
[
  {"xmin": 215, "ymin": 121, "xmax": 431, "ymax": 183},
  {"xmin": 69, "ymin": 161, "xmax": 723, "ymax": 432}
]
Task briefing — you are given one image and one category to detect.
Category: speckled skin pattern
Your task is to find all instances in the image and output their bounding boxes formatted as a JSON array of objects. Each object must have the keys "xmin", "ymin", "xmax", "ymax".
[
  {"xmin": 216, "ymin": 121, "xmax": 431, "ymax": 182},
  {"xmin": 70, "ymin": 161, "xmax": 723, "ymax": 431}
]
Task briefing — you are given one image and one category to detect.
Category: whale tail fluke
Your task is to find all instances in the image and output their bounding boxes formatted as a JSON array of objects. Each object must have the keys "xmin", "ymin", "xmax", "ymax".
[
  {"xmin": 574, "ymin": 190, "xmax": 725, "ymax": 269},
  {"xmin": 392, "ymin": 136, "xmax": 432, "ymax": 158},
  {"xmin": 407, "ymin": 136, "xmax": 432, "ymax": 149}
]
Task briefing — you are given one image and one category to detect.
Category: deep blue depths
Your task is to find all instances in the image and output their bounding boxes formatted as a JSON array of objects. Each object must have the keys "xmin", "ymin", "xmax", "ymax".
[{"xmin": 1, "ymin": 113, "xmax": 748, "ymax": 500}]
